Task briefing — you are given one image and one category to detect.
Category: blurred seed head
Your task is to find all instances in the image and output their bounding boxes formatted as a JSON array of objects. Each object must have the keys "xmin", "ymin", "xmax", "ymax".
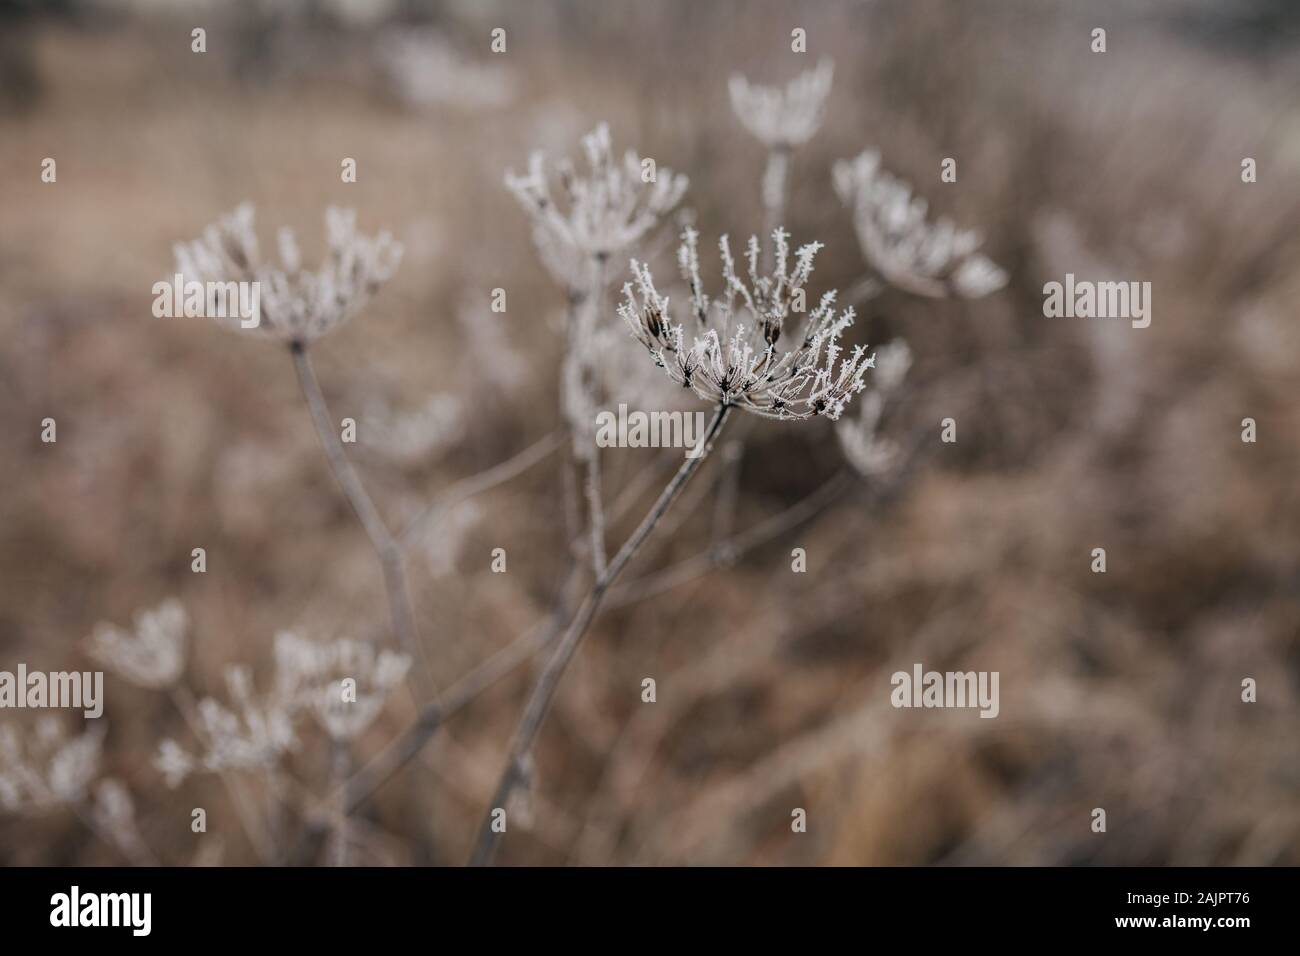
[
  {"xmin": 833, "ymin": 150, "xmax": 1007, "ymax": 299},
  {"xmin": 837, "ymin": 338, "xmax": 912, "ymax": 477},
  {"xmin": 86, "ymin": 597, "xmax": 188, "ymax": 690},
  {"xmin": 729, "ymin": 59, "xmax": 834, "ymax": 149},
  {"xmin": 172, "ymin": 203, "xmax": 403, "ymax": 343},
  {"xmin": 0, "ymin": 717, "xmax": 104, "ymax": 812},
  {"xmin": 505, "ymin": 123, "xmax": 688, "ymax": 289}
]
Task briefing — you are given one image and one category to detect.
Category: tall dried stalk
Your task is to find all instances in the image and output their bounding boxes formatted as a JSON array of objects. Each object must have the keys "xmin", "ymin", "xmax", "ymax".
[
  {"xmin": 469, "ymin": 403, "xmax": 732, "ymax": 865},
  {"xmin": 289, "ymin": 341, "xmax": 432, "ymax": 699}
]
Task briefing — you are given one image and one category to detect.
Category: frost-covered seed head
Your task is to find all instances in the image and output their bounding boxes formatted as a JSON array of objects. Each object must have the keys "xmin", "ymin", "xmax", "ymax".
[
  {"xmin": 172, "ymin": 204, "xmax": 403, "ymax": 343},
  {"xmin": 273, "ymin": 632, "xmax": 411, "ymax": 742},
  {"xmin": 0, "ymin": 718, "xmax": 104, "ymax": 812},
  {"xmin": 505, "ymin": 123, "xmax": 688, "ymax": 290},
  {"xmin": 86, "ymin": 597, "xmax": 188, "ymax": 689},
  {"xmin": 832, "ymin": 151, "xmax": 1007, "ymax": 299},
  {"xmin": 729, "ymin": 59, "xmax": 834, "ymax": 149},
  {"xmin": 620, "ymin": 227, "xmax": 876, "ymax": 421},
  {"xmin": 837, "ymin": 338, "xmax": 912, "ymax": 477}
]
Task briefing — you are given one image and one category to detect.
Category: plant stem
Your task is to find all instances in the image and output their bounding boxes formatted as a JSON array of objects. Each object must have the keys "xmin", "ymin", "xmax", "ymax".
[
  {"xmin": 469, "ymin": 403, "xmax": 732, "ymax": 865},
  {"xmin": 397, "ymin": 430, "xmax": 561, "ymax": 546},
  {"xmin": 584, "ymin": 450, "xmax": 608, "ymax": 576},
  {"xmin": 330, "ymin": 739, "xmax": 351, "ymax": 867},
  {"xmin": 761, "ymin": 146, "xmax": 791, "ymax": 243},
  {"xmin": 340, "ymin": 563, "xmax": 585, "ymax": 815},
  {"xmin": 289, "ymin": 341, "xmax": 431, "ymax": 697}
]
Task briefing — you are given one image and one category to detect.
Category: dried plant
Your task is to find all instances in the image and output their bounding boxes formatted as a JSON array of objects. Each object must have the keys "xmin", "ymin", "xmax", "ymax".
[
  {"xmin": 621, "ymin": 227, "xmax": 875, "ymax": 420},
  {"xmin": 274, "ymin": 632, "xmax": 411, "ymax": 743},
  {"xmin": 174, "ymin": 203, "xmax": 403, "ymax": 344},
  {"xmin": 730, "ymin": 59, "xmax": 834, "ymax": 236},
  {"xmin": 86, "ymin": 596, "xmax": 188, "ymax": 690},
  {"xmin": 155, "ymin": 665, "xmax": 296, "ymax": 787},
  {"xmin": 506, "ymin": 123, "xmax": 689, "ymax": 575},
  {"xmin": 729, "ymin": 59, "xmax": 834, "ymax": 151},
  {"xmin": 0, "ymin": 718, "xmax": 104, "ymax": 812},
  {"xmin": 505, "ymin": 122, "xmax": 688, "ymax": 285},
  {"xmin": 837, "ymin": 338, "xmax": 912, "ymax": 477},
  {"xmin": 471, "ymin": 224, "xmax": 879, "ymax": 864},
  {"xmin": 833, "ymin": 150, "xmax": 1007, "ymax": 299}
]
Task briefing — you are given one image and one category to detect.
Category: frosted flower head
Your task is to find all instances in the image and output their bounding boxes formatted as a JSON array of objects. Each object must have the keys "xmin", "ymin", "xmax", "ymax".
[
  {"xmin": 833, "ymin": 151, "xmax": 1007, "ymax": 299},
  {"xmin": 86, "ymin": 597, "xmax": 188, "ymax": 689},
  {"xmin": 505, "ymin": 123, "xmax": 688, "ymax": 289},
  {"xmin": 273, "ymin": 632, "xmax": 411, "ymax": 742},
  {"xmin": 0, "ymin": 718, "xmax": 104, "ymax": 812},
  {"xmin": 173, "ymin": 203, "xmax": 403, "ymax": 344},
  {"xmin": 729, "ymin": 59, "xmax": 834, "ymax": 150},
  {"xmin": 620, "ymin": 227, "xmax": 875, "ymax": 421},
  {"xmin": 837, "ymin": 338, "xmax": 912, "ymax": 477},
  {"xmin": 154, "ymin": 665, "xmax": 296, "ymax": 787}
]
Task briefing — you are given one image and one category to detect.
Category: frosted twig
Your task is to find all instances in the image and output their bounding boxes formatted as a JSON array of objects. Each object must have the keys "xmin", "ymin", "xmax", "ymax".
[
  {"xmin": 609, "ymin": 468, "xmax": 855, "ymax": 609},
  {"xmin": 469, "ymin": 403, "xmax": 732, "ymax": 865}
]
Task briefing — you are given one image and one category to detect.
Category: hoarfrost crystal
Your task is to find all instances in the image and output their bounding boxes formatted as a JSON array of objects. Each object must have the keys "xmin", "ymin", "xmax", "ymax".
[
  {"xmin": 173, "ymin": 203, "xmax": 403, "ymax": 343},
  {"xmin": 620, "ymin": 228, "xmax": 875, "ymax": 420}
]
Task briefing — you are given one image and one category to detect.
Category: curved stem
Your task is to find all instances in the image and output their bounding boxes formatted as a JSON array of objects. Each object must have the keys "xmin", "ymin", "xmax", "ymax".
[
  {"xmin": 469, "ymin": 404, "xmax": 732, "ymax": 866},
  {"xmin": 398, "ymin": 430, "xmax": 561, "ymax": 547},
  {"xmin": 289, "ymin": 342, "xmax": 431, "ymax": 697}
]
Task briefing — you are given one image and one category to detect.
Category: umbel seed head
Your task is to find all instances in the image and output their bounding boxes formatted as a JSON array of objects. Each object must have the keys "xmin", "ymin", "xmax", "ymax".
[{"xmin": 620, "ymin": 227, "xmax": 876, "ymax": 422}]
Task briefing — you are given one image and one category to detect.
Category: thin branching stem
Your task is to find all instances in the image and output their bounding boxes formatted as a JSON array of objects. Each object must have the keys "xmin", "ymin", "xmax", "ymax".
[
  {"xmin": 584, "ymin": 450, "xmax": 608, "ymax": 576},
  {"xmin": 340, "ymin": 564, "xmax": 585, "ymax": 814},
  {"xmin": 469, "ymin": 403, "xmax": 733, "ymax": 865},
  {"xmin": 761, "ymin": 145, "xmax": 791, "ymax": 242},
  {"xmin": 610, "ymin": 467, "xmax": 854, "ymax": 609},
  {"xmin": 289, "ymin": 341, "xmax": 432, "ymax": 698},
  {"xmin": 343, "ymin": 453, "xmax": 852, "ymax": 816},
  {"xmin": 330, "ymin": 740, "xmax": 351, "ymax": 867},
  {"xmin": 398, "ymin": 430, "xmax": 561, "ymax": 546}
]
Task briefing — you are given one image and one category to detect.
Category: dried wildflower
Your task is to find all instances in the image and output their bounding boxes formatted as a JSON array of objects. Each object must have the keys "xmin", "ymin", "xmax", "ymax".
[
  {"xmin": 620, "ymin": 227, "xmax": 875, "ymax": 420},
  {"xmin": 505, "ymin": 123, "xmax": 688, "ymax": 288},
  {"xmin": 364, "ymin": 393, "xmax": 463, "ymax": 466},
  {"xmin": 173, "ymin": 203, "xmax": 403, "ymax": 343},
  {"xmin": 86, "ymin": 597, "xmax": 188, "ymax": 689},
  {"xmin": 832, "ymin": 150, "xmax": 1007, "ymax": 299},
  {"xmin": 0, "ymin": 717, "xmax": 104, "ymax": 812},
  {"xmin": 837, "ymin": 339, "xmax": 912, "ymax": 477},
  {"xmin": 155, "ymin": 665, "xmax": 296, "ymax": 787},
  {"xmin": 729, "ymin": 59, "xmax": 834, "ymax": 150},
  {"xmin": 273, "ymin": 632, "xmax": 411, "ymax": 742}
]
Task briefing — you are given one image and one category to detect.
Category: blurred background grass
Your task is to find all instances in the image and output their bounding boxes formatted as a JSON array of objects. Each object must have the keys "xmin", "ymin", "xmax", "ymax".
[{"xmin": 0, "ymin": 0, "xmax": 1297, "ymax": 864}]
